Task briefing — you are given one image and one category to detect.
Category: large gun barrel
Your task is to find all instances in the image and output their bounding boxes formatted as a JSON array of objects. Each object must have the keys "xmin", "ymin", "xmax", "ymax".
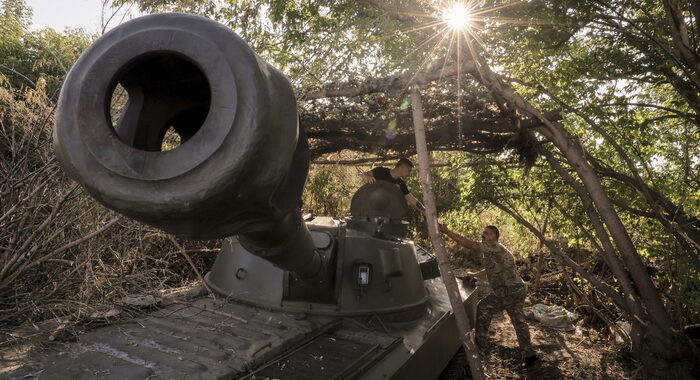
[{"xmin": 53, "ymin": 13, "xmax": 321, "ymax": 279}]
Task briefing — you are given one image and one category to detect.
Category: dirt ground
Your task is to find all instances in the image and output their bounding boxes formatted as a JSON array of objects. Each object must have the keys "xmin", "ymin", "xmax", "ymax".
[{"xmin": 478, "ymin": 311, "xmax": 637, "ymax": 379}]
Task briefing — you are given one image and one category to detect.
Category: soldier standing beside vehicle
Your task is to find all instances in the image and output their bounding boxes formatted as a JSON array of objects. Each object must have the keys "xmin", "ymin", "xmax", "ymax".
[
  {"xmin": 360, "ymin": 158, "xmax": 426, "ymax": 214},
  {"xmin": 438, "ymin": 223, "xmax": 540, "ymax": 369}
]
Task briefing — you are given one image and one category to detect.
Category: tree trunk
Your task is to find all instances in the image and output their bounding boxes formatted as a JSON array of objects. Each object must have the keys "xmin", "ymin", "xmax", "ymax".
[
  {"xmin": 536, "ymin": 123, "xmax": 699, "ymax": 379},
  {"xmin": 542, "ymin": 88, "xmax": 700, "ymax": 260},
  {"xmin": 662, "ymin": 0, "xmax": 700, "ymax": 86},
  {"xmin": 463, "ymin": 42, "xmax": 699, "ymax": 377},
  {"xmin": 410, "ymin": 84, "xmax": 485, "ymax": 380},
  {"xmin": 531, "ymin": 200, "xmax": 551, "ymax": 292},
  {"xmin": 539, "ymin": 148, "xmax": 643, "ymax": 319},
  {"xmin": 592, "ymin": 161, "xmax": 700, "ymax": 260}
]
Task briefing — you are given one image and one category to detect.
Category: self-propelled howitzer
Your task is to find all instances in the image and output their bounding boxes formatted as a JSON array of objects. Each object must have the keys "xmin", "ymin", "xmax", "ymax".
[{"xmin": 48, "ymin": 13, "xmax": 478, "ymax": 380}]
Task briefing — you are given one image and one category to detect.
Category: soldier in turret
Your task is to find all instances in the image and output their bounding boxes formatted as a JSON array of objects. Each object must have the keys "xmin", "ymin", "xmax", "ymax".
[
  {"xmin": 360, "ymin": 158, "xmax": 426, "ymax": 214},
  {"xmin": 438, "ymin": 223, "xmax": 540, "ymax": 369}
]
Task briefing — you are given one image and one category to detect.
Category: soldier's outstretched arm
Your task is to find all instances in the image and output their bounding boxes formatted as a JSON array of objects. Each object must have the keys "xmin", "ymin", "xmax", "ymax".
[
  {"xmin": 405, "ymin": 193, "xmax": 426, "ymax": 215},
  {"xmin": 438, "ymin": 224, "xmax": 480, "ymax": 251}
]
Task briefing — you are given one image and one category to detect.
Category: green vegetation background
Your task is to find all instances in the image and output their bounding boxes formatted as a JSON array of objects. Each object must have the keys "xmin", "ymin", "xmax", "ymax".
[{"xmin": 1, "ymin": 1, "xmax": 698, "ymax": 365}]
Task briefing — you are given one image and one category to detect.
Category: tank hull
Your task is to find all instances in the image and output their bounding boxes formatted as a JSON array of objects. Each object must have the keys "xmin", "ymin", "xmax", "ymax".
[{"xmin": 8, "ymin": 279, "xmax": 477, "ymax": 379}]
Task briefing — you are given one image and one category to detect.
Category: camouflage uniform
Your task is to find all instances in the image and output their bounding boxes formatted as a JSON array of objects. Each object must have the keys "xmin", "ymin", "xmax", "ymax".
[{"xmin": 475, "ymin": 241, "xmax": 534, "ymax": 357}]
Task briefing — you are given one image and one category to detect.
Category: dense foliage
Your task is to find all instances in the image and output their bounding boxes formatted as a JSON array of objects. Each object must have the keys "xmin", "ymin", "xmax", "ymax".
[{"xmin": 0, "ymin": 0, "xmax": 216, "ymax": 338}]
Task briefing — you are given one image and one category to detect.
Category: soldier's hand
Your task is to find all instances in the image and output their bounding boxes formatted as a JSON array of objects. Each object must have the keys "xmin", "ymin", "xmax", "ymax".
[{"xmin": 361, "ymin": 173, "xmax": 376, "ymax": 184}]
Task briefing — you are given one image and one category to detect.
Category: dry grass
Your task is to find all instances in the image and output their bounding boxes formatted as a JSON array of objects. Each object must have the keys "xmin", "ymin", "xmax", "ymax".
[{"xmin": 0, "ymin": 77, "xmax": 218, "ymax": 347}]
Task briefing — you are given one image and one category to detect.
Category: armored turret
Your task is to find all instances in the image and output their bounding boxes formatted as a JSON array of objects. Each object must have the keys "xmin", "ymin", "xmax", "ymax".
[{"xmin": 206, "ymin": 180, "xmax": 431, "ymax": 321}]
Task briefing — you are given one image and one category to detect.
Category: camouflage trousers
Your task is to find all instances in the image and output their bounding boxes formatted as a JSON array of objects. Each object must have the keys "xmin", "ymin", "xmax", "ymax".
[{"xmin": 475, "ymin": 284, "xmax": 534, "ymax": 357}]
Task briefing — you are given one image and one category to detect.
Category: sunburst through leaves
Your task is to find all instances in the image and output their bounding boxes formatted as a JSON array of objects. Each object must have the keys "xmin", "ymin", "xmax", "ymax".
[{"xmin": 390, "ymin": 1, "xmax": 529, "ymax": 150}]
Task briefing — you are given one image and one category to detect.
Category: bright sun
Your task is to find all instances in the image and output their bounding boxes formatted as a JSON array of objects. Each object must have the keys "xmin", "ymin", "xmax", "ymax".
[{"xmin": 442, "ymin": 3, "xmax": 472, "ymax": 30}]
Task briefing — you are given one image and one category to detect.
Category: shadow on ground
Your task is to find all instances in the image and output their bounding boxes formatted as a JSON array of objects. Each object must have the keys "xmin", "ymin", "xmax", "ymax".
[{"xmin": 476, "ymin": 311, "xmax": 632, "ymax": 379}]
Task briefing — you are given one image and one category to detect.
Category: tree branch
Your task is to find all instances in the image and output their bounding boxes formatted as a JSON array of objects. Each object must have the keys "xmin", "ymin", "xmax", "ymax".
[{"xmin": 301, "ymin": 60, "xmax": 476, "ymax": 100}]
